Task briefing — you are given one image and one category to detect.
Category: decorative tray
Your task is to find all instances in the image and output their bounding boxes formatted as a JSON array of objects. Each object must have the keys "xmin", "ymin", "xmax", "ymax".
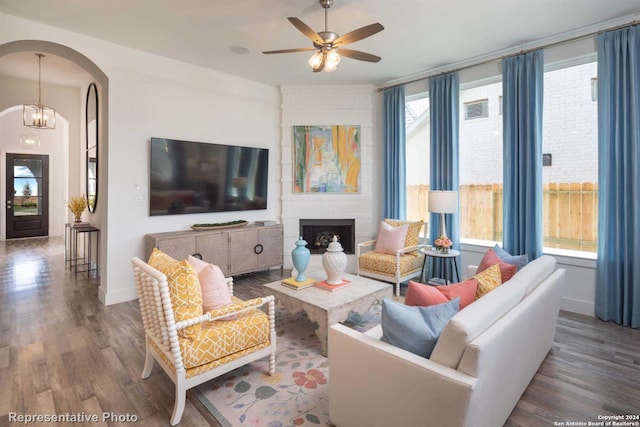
[{"xmin": 190, "ymin": 220, "xmax": 248, "ymax": 231}]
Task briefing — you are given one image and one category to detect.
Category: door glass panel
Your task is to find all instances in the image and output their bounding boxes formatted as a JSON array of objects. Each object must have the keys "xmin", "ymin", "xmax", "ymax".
[{"xmin": 13, "ymin": 159, "xmax": 42, "ymax": 217}]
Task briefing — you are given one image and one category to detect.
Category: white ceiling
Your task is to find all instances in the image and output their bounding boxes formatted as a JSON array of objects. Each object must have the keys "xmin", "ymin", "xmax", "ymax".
[{"xmin": 1, "ymin": 0, "xmax": 639, "ymax": 87}]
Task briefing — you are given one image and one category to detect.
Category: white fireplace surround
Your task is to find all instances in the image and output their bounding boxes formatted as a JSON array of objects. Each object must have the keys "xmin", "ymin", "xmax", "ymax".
[{"xmin": 280, "ymin": 85, "xmax": 377, "ymax": 274}]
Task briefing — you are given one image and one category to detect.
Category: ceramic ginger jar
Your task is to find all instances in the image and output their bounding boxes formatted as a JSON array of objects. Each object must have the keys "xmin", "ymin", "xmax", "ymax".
[{"xmin": 322, "ymin": 236, "xmax": 347, "ymax": 285}]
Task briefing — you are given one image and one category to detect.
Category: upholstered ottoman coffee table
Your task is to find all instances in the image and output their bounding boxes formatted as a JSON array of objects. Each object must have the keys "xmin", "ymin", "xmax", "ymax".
[{"xmin": 262, "ymin": 269, "xmax": 392, "ymax": 356}]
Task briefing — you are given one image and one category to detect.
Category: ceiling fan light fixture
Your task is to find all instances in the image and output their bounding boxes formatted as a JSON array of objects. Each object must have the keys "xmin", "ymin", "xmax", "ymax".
[
  {"xmin": 23, "ymin": 53, "xmax": 56, "ymax": 130},
  {"xmin": 308, "ymin": 51, "xmax": 324, "ymax": 69},
  {"xmin": 325, "ymin": 49, "xmax": 340, "ymax": 72}
]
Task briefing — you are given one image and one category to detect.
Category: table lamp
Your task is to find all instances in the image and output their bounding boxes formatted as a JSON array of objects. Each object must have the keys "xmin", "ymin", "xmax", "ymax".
[{"xmin": 428, "ymin": 190, "xmax": 458, "ymax": 239}]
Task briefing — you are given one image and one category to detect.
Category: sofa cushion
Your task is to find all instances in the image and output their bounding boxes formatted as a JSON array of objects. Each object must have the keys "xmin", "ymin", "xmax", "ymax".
[
  {"xmin": 477, "ymin": 248, "xmax": 517, "ymax": 283},
  {"xmin": 148, "ymin": 248, "xmax": 203, "ymax": 339},
  {"xmin": 510, "ymin": 254, "xmax": 557, "ymax": 295},
  {"xmin": 493, "ymin": 244, "xmax": 529, "ymax": 270},
  {"xmin": 380, "ymin": 298, "xmax": 459, "ymax": 358},
  {"xmin": 429, "ymin": 278, "xmax": 526, "ymax": 368},
  {"xmin": 374, "ymin": 221, "xmax": 409, "ymax": 255},
  {"xmin": 405, "ymin": 279, "xmax": 478, "ymax": 310},
  {"xmin": 474, "ymin": 263, "xmax": 503, "ymax": 300},
  {"xmin": 358, "ymin": 251, "xmax": 423, "ymax": 277}
]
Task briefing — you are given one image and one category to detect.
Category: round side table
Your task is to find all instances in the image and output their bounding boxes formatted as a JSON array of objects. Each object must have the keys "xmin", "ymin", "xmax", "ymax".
[{"xmin": 419, "ymin": 248, "xmax": 461, "ymax": 285}]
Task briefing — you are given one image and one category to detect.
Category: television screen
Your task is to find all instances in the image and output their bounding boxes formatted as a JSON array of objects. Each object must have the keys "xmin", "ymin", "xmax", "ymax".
[{"xmin": 149, "ymin": 137, "xmax": 268, "ymax": 216}]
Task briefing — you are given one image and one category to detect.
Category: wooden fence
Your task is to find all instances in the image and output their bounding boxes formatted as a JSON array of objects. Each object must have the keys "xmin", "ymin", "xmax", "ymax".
[{"xmin": 407, "ymin": 183, "xmax": 597, "ymax": 252}]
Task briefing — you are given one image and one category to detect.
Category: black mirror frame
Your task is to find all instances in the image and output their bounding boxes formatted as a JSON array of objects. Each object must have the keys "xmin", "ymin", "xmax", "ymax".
[{"xmin": 86, "ymin": 83, "xmax": 98, "ymax": 213}]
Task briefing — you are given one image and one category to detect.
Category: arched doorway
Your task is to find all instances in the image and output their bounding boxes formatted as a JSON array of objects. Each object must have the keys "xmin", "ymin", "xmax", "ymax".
[{"xmin": 0, "ymin": 40, "xmax": 109, "ymax": 298}]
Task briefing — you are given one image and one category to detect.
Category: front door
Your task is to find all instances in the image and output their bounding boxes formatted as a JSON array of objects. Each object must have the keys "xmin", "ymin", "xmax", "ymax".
[{"xmin": 5, "ymin": 153, "xmax": 49, "ymax": 239}]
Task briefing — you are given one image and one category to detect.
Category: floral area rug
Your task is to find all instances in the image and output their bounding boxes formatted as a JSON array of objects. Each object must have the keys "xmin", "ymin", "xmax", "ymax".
[{"xmin": 193, "ymin": 304, "xmax": 381, "ymax": 427}]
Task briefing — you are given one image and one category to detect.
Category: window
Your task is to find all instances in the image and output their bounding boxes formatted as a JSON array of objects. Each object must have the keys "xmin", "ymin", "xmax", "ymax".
[
  {"xmin": 542, "ymin": 60, "xmax": 598, "ymax": 253},
  {"xmin": 464, "ymin": 99, "xmax": 489, "ymax": 120},
  {"xmin": 405, "ymin": 96, "xmax": 430, "ymax": 225},
  {"xmin": 459, "ymin": 82, "xmax": 503, "ymax": 242},
  {"xmin": 591, "ymin": 77, "xmax": 598, "ymax": 101}
]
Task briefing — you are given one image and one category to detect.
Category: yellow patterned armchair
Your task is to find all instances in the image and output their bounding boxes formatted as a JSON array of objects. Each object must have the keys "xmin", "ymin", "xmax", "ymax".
[
  {"xmin": 131, "ymin": 255, "xmax": 276, "ymax": 425},
  {"xmin": 356, "ymin": 219, "xmax": 427, "ymax": 297}
]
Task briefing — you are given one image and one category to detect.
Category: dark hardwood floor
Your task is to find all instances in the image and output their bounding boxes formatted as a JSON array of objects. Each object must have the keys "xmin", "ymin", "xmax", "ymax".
[{"xmin": 0, "ymin": 238, "xmax": 637, "ymax": 426}]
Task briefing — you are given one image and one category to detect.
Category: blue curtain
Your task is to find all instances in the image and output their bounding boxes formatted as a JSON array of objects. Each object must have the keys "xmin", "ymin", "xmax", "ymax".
[
  {"xmin": 429, "ymin": 72, "xmax": 460, "ymax": 251},
  {"xmin": 596, "ymin": 25, "xmax": 640, "ymax": 328},
  {"xmin": 382, "ymin": 86, "xmax": 407, "ymax": 219},
  {"xmin": 502, "ymin": 50, "xmax": 544, "ymax": 260}
]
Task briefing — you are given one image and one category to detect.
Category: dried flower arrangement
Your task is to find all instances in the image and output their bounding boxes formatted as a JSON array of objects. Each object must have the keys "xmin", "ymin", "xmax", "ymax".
[{"xmin": 67, "ymin": 195, "xmax": 87, "ymax": 222}]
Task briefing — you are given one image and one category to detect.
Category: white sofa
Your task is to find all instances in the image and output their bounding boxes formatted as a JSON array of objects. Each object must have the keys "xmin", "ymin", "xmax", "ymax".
[{"xmin": 328, "ymin": 255, "xmax": 565, "ymax": 427}]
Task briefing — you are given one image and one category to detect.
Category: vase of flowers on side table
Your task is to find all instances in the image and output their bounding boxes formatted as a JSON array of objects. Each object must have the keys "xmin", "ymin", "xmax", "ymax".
[
  {"xmin": 67, "ymin": 195, "xmax": 87, "ymax": 223},
  {"xmin": 434, "ymin": 235, "xmax": 452, "ymax": 254}
]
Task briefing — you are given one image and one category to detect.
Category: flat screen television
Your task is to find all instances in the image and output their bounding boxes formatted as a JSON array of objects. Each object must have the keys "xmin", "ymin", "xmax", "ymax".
[{"xmin": 149, "ymin": 137, "xmax": 268, "ymax": 216}]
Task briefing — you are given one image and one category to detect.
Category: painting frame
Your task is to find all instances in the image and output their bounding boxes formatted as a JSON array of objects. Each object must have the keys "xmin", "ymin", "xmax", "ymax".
[{"xmin": 292, "ymin": 125, "xmax": 361, "ymax": 193}]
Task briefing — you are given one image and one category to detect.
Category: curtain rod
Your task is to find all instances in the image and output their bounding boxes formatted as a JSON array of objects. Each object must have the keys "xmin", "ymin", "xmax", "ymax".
[{"xmin": 376, "ymin": 19, "xmax": 639, "ymax": 93}]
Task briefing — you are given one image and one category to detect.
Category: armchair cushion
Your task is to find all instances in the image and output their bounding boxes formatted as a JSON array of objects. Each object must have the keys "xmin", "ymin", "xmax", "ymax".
[
  {"xmin": 148, "ymin": 248, "xmax": 203, "ymax": 338},
  {"xmin": 188, "ymin": 255, "xmax": 234, "ymax": 313},
  {"xmin": 374, "ymin": 221, "xmax": 409, "ymax": 255},
  {"xmin": 384, "ymin": 219, "xmax": 424, "ymax": 253},
  {"xmin": 380, "ymin": 298, "xmax": 459, "ymax": 358},
  {"xmin": 180, "ymin": 296, "xmax": 270, "ymax": 369},
  {"xmin": 358, "ymin": 251, "xmax": 423, "ymax": 277}
]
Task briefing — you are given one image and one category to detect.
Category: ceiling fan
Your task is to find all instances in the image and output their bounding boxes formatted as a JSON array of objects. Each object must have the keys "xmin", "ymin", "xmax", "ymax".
[{"xmin": 263, "ymin": 0, "xmax": 384, "ymax": 73}]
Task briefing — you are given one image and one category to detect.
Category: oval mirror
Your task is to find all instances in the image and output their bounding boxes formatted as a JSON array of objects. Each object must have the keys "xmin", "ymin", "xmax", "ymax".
[{"xmin": 86, "ymin": 83, "xmax": 98, "ymax": 212}]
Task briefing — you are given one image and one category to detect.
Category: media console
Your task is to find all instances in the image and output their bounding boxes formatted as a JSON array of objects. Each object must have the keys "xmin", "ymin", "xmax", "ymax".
[{"xmin": 144, "ymin": 224, "xmax": 283, "ymax": 276}]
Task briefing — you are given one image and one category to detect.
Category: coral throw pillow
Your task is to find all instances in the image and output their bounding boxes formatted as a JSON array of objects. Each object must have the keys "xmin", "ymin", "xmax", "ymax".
[
  {"xmin": 374, "ymin": 221, "xmax": 409, "ymax": 255},
  {"xmin": 474, "ymin": 263, "xmax": 503, "ymax": 300},
  {"xmin": 477, "ymin": 248, "xmax": 517, "ymax": 283},
  {"xmin": 188, "ymin": 255, "xmax": 234, "ymax": 313},
  {"xmin": 405, "ymin": 279, "xmax": 478, "ymax": 310},
  {"xmin": 493, "ymin": 244, "xmax": 529, "ymax": 270}
]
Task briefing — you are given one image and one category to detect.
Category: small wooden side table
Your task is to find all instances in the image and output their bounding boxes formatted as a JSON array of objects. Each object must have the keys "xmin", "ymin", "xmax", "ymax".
[{"xmin": 420, "ymin": 248, "xmax": 461, "ymax": 285}]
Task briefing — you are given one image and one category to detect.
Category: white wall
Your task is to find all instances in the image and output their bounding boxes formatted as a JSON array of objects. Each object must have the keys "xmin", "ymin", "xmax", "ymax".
[
  {"xmin": 280, "ymin": 85, "xmax": 379, "ymax": 273},
  {"xmin": 1, "ymin": 12, "xmax": 281, "ymax": 305}
]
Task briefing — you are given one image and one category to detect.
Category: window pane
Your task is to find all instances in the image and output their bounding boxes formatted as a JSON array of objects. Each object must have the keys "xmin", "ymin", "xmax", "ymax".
[
  {"xmin": 459, "ymin": 81, "xmax": 503, "ymax": 242},
  {"xmin": 13, "ymin": 177, "xmax": 41, "ymax": 216},
  {"xmin": 542, "ymin": 60, "xmax": 598, "ymax": 253},
  {"xmin": 406, "ymin": 96, "xmax": 430, "ymax": 225}
]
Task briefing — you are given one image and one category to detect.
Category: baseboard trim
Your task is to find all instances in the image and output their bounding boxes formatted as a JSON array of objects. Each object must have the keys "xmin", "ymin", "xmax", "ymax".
[
  {"xmin": 99, "ymin": 285, "xmax": 138, "ymax": 306},
  {"xmin": 561, "ymin": 296, "xmax": 594, "ymax": 317}
]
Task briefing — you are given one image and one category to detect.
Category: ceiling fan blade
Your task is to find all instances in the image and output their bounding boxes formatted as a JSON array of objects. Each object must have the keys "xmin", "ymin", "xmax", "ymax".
[
  {"xmin": 288, "ymin": 17, "xmax": 324, "ymax": 45},
  {"xmin": 333, "ymin": 23, "xmax": 384, "ymax": 46},
  {"xmin": 338, "ymin": 48, "xmax": 381, "ymax": 63},
  {"xmin": 263, "ymin": 47, "xmax": 317, "ymax": 54}
]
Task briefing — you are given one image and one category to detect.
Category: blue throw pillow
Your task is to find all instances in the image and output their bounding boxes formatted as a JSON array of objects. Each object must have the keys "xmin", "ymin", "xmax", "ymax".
[
  {"xmin": 493, "ymin": 244, "xmax": 529, "ymax": 271},
  {"xmin": 380, "ymin": 298, "xmax": 459, "ymax": 358}
]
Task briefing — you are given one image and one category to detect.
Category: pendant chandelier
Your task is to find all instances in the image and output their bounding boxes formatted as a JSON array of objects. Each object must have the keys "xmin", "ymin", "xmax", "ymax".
[{"xmin": 23, "ymin": 53, "xmax": 56, "ymax": 130}]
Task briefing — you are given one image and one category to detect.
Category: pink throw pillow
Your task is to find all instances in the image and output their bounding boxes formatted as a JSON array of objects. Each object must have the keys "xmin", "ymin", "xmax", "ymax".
[
  {"xmin": 405, "ymin": 278, "xmax": 478, "ymax": 309},
  {"xmin": 188, "ymin": 255, "xmax": 233, "ymax": 313},
  {"xmin": 476, "ymin": 248, "xmax": 517, "ymax": 283},
  {"xmin": 374, "ymin": 221, "xmax": 409, "ymax": 255}
]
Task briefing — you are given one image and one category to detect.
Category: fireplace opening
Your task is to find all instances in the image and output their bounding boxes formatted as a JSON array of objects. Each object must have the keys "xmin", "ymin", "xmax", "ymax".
[{"xmin": 300, "ymin": 219, "xmax": 355, "ymax": 254}]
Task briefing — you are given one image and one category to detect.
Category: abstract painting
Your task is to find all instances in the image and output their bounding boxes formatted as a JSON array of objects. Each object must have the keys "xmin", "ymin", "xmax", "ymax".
[{"xmin": 293, "ymin": 125, "xmax": 361, "ymax": 193}]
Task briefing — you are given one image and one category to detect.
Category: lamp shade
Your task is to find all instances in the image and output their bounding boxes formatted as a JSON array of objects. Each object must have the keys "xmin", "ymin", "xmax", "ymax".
[{"xmin": 428, "ymin": 190, "xmax": 458, "ymax": 213}]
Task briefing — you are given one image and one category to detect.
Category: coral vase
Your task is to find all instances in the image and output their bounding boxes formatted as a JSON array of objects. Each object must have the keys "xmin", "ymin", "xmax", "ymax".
[
  {"xmin": 322, "ymin": 236, "xmax": 347, "ymax": 285},
  {"xmin": 291, "ymin": 236, "xmax": 310, "ymax": 282}
]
